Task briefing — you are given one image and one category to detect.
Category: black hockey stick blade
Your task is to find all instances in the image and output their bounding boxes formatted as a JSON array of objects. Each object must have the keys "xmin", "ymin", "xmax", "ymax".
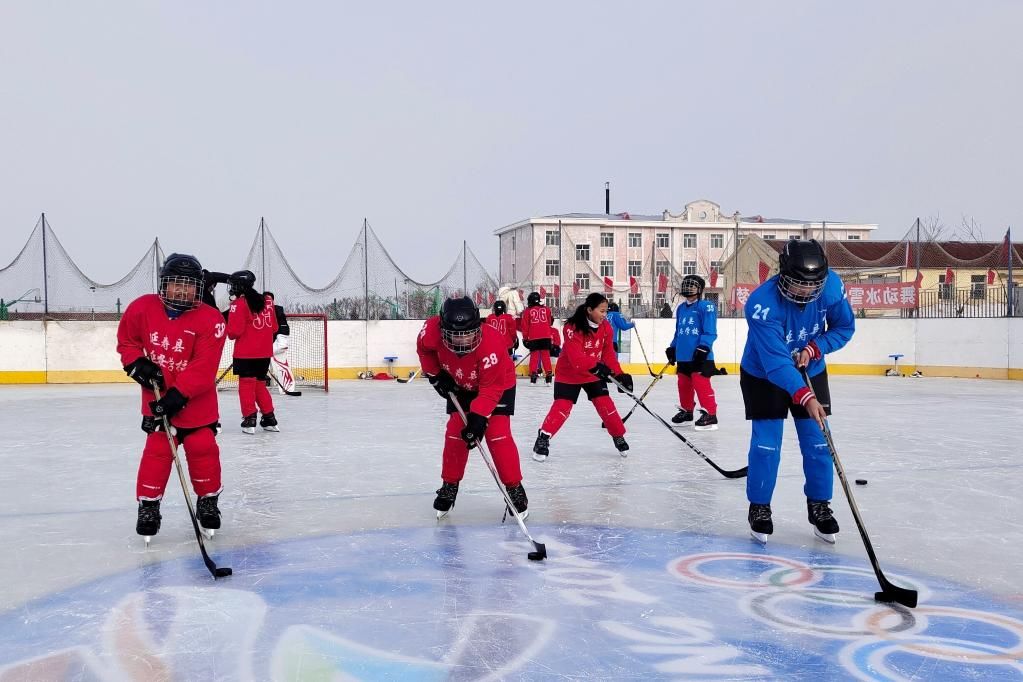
[
  {"xmin": 268, "ymin": 370, "xmax": 301, "ymax": 396},
  {"xmin": 875, "ymin": 584, "xmax": 918, "ymax": 608},
  {"xmin": 527, "ymin": 541, "xmax": 547, "ymax": 561},
  {"xmin": 396, "ymin": 369, "xmax": 419, "ymax": 383}
]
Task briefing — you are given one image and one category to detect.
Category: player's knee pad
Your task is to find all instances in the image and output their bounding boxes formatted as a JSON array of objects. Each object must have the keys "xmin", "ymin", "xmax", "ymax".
[{"xmin": 183, "ymin": 427, "xmax": 219, "ymax": 458}]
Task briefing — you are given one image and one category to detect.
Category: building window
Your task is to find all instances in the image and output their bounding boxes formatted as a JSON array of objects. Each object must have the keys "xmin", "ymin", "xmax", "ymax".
[
  {"xmin": 738, "ymin": 234, "xmax": 747, "ymax": 244},
  {"xmin": 601, "ymin": 232, "xmax": 614, "ymax": 248},
  {"xmin": 970, "ymin": 274, "xmax": 986, "ymax": 299},
  {"xmin": 683, "ymin": 233, "xmax": 697, "ymax": 249},
  {"xmin": 710, "ymin": 233, "xmax": 724, "ymax": 249},
  {"xmin": 683, "ymin": 261, "xmax": 697, "ymax": 275},
  {"xmin": 628, "ymin": 232, "xmax": 642, "ymax": 248},
  {"xmin": 763, "ymin": 234, "xmax": 776, "ymax": 241},
  {"xmin": 788, "ymin": 234, "xmax": 801, "ymax": 240},
  {"xmin": 655, "ymin": 260, "xmax": 671, "ymax": 277},
  {"xmin": 576, "ymin": 244, "xmax": 590, "ymax": 261},
  {"xmin": 545, "ymin": 294, "xmax": 556, "ymax": 309},
  {"xmin": 656, "ymin": 233, "xmax": 670, "ymax": 248},
  {"xmin": 847, "ymin": 234, "xmax": 861, "ymax": 240},
  {"xmin": 599, "ymin": 260, "xmax": 614, "ymax": 278},
  {"xmin": 575, "ymin": 273, "xmax": 590, "ymax": 291},
  {"xmin": 628, "ymin": 260, "xmax": 642, "ymax": 277},
  {"xmin": 628, "ymin": 293, "xmax": 643, "ymax": 311},
  {"xmin": 545, "ymin": 259, "xmax": 560, "ymax": 277},
  {"xmin": 938, "ymin": 274, "xmax": 952, "ymax": 300},
  {"xmin": 655, "ymin": 293, "xmax": 666, "ymax": 308},
  {"xmin": 545, "ymin": 230, "xmax": 560, "ymax": 246},
  {"xmin": 710, "ymin": 260, "xmax": 722, "ymax": 274}
]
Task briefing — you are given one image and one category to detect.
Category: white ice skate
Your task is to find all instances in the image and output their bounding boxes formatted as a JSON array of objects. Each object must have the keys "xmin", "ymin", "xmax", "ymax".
[
  {"xmin": 813, "ymin": 527, "xmax": 836, "ymax": 544},
  {"xmin": 750, "ymin": 530, "xmax": 769, "ymax": 545}
]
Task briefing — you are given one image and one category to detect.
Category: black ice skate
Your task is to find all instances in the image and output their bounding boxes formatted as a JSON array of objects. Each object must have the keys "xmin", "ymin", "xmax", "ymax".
[
  {"xmin": 260, "ymin": 412, "xmax": 280, "ymax": 432},
  {"xmin": 544, "ymin": 372, "xmax": 553, "ymax": 385},
  {"xmin": 748, "ymin": 503, "xmax": 773, "ymax": 545},
  {"xmin": 136, "ymin": 500, "xmax": 162, "ymax": 545},
  {"xmin": 532, "ymin": 430, "xmax": 551, "ymax": 462},
  {"xmin": 505, "ymin": 483, "xmax": 529, "ymax": 520},
  {"xmin": 529, "ymin": 372, "xmax": 539, "ymax": 384},
  {"xmin": 196, "ymin": 494, "xmax": 221, "ymax": 538},
  {"xmin": 434, "ymin": 481, "xmax": 459, "ymax": 519},
  {"xmin": 671, "ymin": 408, "xmax": 694, "ymax": 426},
  {"xmin": 240, "ymin": 413, "xmax": 257, "ymax": 434},
  {"xmin": 807, "ymin": 499, "xmax": 839, "ymax": 544},
  {"xmin": 612, "ymin": 435, "xmax": 629, "ymax": 457},
  {"xmin": 694, "ymin": 410, "xmax": 719, "ymax": 431}
]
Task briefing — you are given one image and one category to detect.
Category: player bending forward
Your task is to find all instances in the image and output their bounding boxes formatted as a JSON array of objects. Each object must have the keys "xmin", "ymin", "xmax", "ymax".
[
  {"xmin": 117, "ymin": 253, "xmax": 228, "ymax": 543},
  {"xmin": 417, "ymin": 297, "xmax": 529, "ymax": 519}
]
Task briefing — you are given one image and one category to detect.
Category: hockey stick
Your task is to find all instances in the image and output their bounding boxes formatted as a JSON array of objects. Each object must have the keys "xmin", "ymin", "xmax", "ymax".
[
  {"xmin": 630, "ymin": 327, "xmax": 656, "ymax": 376},
  {"xmin": 606, "ymin": 375, "xmax": 748, "ymax": 479},
  {"xmin": 396, "ymin": 369, "xmax": 420, "ymax": 384},
  {"xmin": 268, "ymin": 369, "xmax": 301, "ymax": 396},
  {"xmin": 152, "ymin": 386, "xmax": 232, "ymax": 579},
  {"xmin": 448, "ymin": 393, "xmax": 547, "ymax": 561},
  {"xmin": 798, "ymin": 368, "xmax": 917, "ymax": 608},
  {"xmin": 513, "ymin": 351, "xmax": 532, "ymax": 369},
  {"xmin": 621, "ymin": 362, "xmax": 672, "ymax": 424},
  {"xmin": 215, "ymin": 364, "xmax": 232, "ymax": 386}
]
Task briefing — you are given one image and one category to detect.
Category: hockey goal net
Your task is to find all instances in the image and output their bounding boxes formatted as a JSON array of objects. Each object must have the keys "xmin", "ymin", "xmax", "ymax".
[{"xmin": 217, "ymin": 313, "xmax": 329, "ymax": 392}]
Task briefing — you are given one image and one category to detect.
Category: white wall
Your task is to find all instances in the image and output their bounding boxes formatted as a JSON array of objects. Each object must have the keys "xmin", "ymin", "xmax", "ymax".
[{"xmin": 2, "ymin": 319, "xmax": 1022, "ymax": 381}]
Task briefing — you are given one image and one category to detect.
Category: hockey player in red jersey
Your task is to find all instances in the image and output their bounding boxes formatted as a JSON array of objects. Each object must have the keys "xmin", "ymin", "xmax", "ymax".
[
  {"xmin": 226, "ymin": 271, "xmax": 279, "ymax": 433},
  {"xmin": 484, "ymin": 300, "xmax": 519, "ymax": 356},
  {"xmin": 417, "ymin": 296, "xmax": 528, "ymax": 519},
  {"xmin": 116, "ymin": 253, "xmax": 228, "ymax": 542},
  {"xmin": 518, "ymin": 291, "xmax": 555, "ymax": 384},
  {"xmin": 533, "ymin": 292, "xmax": 633, "ymax": 461}
]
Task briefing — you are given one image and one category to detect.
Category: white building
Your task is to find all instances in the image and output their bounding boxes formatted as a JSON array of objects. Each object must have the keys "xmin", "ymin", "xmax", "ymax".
[{"xmin": 494, "ymin": 199, "xmax": 876, "ymax": 314}]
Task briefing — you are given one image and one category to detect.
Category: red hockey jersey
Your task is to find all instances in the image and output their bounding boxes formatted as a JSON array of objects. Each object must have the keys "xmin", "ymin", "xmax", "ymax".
[
  {"xmin": 554, "ymin": 320, "xmax": 622, "ymax": 384},
  {"xmin": 484, "ymin": 312, "xmax": 519, "ymax": 351},
  {"xmin": 518, "ymin": 305, "xmax": 554, "ymax": 341},
  {"xmin": 116, "ymin": 294, "xmax": 228, "ymax": 427},
  {"xmin": 417, "ymin": 317, "xmax": 515, "ymax": 417},
  {"xmin": 227, "ymin": 294, "xmax": 278, "ymax": 359}
]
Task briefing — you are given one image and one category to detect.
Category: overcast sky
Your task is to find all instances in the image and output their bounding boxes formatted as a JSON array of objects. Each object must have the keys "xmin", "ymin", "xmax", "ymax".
[{"xmin": 2, "ymin": 1, "xmax": 1020, "ymax": 284}]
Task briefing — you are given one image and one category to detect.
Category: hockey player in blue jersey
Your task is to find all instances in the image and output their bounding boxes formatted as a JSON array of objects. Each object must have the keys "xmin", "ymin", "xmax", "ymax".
[
  {"xmin": 605, "ymin": 301, "xmax": 636, "ymax": 354},
  {"xmin": 664, "ymin": 275, "xmax": 719, "ymax": 430},
  {"xmin": 740, "ymin": 239, "xmax": 854, "ymax": 545}
]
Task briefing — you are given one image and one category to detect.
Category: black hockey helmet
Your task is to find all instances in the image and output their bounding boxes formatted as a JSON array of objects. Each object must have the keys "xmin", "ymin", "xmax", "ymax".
[
  {"xmin": 527, "ymin": 291, "xmax": 541, "ymax": 307},
  {"xmin": 778, "ymin": 239, "xmax": 828, "ymax": 304},
  {"xmin": 492, "ymin": 300, "xmax": 507, "ymax": 316},
  {"xmin": 228, "ymin": 270, "xmax": 257, "ymax": 297},
  {"xmin": 159, "ymin": 253, "xmax": 204, "ymax": 312},
  {"xmin": 607, "ymin": 301, "xmax": 620, "ymax": 312},
  {"xmin": 680, "ymin": 274, "xmax": 706, "ymax": 299},
  {"xmin": 440, "ymin": 296, "xmax": 482, "ymax": 355}
]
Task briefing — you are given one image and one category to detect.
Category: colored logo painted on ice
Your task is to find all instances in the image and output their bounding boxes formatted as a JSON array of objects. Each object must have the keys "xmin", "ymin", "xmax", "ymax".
[{"xmin": 1, "ymin": 526, "xmax": 1022, "ymax": 680}]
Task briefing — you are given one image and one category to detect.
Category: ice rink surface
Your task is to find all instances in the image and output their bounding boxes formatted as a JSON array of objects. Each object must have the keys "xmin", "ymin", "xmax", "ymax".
[{"xmin": 1, "ymin": 373, "xmax": 1021, "ymax": 680}]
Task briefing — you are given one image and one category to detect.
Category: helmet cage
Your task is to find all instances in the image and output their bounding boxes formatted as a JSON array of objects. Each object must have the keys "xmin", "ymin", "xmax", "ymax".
[
  {"xmin": 441, "ymin": 327, "xmax": 482, "ymax": 355},
  {"xmin": 160, "ymin": 273, "xmax": 204, "ymax": 312},
  {"xmin": 680, "ymin": 277, "xmax": 703, "ymax": 298},
  {"xmin": 778, "ymin": 273, "xmax": 826, "ymax": 305}
]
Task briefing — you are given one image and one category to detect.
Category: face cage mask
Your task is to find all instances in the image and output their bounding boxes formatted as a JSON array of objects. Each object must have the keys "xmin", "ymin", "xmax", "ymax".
[
  {"xmin": 441, "ymin": 328, "xmax": 482, "ymax": 356},
  {"xmin": 680, "ymin": 282, "xmax": 702, "ymax": 298},
  {"xmin": 160, "ymin": 275, "xmax": 203, "ymax": 312},
  {"xmin": 778, "ymin": 273, "xmax": 825, "ymax": 305}
]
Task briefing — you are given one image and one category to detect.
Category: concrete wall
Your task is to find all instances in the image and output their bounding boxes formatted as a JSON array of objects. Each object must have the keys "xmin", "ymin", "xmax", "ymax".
[{"xmin": 1, "ymin": 318, "xmax": 1021, "ymax": 383}]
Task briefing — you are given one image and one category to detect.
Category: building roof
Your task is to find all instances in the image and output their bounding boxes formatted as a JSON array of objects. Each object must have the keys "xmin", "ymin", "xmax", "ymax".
[{"xmin": 762, "ymin": 239, "xmax": 1023, "ymax": 269}]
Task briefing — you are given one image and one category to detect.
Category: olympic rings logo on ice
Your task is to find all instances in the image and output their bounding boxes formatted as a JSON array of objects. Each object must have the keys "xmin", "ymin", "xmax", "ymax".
[{"xmin": 668, "ymin": 551, "xmax": 1023, "ymax": 680}]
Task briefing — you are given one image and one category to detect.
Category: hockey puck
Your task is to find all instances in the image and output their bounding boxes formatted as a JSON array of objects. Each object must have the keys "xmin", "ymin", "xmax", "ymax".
[{"xmin": 855, "ymin": 479, "xmax": 868, "ymax": 485}]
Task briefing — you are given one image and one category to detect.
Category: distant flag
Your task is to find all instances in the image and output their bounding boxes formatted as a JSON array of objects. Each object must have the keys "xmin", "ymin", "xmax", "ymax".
[
  {"xmin": 758, "ymin": 261, "xmax": 770, "ymax": 283},
  {"xmin": 539, "ymin": 285, "xmax": 547, "ymax": 299},
  {"xmin": 629, "ymin": 276, "xmax": 639, "ymax": 294},
  {"xmin": 657, "ymin": 273, "xmax": 668, "ymax": 293},
  {"xmin": 987, "ymin": 269, "xmax": 996, "ymax": 286},
  {"xmin": 709, "ymin": 269, "xmax": 719, "ymax": 288},
  {"xmin": 603, "ymin": 276, "xmax": 614, "ymax": 293},
  {"xmin": 572, "ymin": 280, "xmax": 580, "ymax": 296},
  {"xmin": 553, "ymin": 284, "xmax": 561, "ymax": 300},
  {"xmin": 945, "ymin": 267, "xmax": 955, "ymax": 285},
  {"xmin": 474, "ymin": 290, "xmax": 482, "ymax": 305}
]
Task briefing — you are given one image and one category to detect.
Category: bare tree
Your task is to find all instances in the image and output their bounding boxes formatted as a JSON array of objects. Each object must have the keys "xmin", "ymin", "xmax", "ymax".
[{"xmin": 958, "ymin": 215, "xmax": 985, "ymax": 242}]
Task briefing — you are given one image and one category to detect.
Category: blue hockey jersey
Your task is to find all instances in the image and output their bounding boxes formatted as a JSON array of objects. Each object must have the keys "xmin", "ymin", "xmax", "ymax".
[
  {"xmin": 740, "ymin": 270, "xmax": 855, "ymax": 399},
  {"xmin": 669, "ymin": 298, "xmax": 718, "ymax": 361}
]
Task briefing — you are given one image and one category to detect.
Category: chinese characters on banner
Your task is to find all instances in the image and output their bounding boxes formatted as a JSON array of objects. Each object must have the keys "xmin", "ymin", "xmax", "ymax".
[
  {"xmin": 846, "ymin": 282, "xmax": 919, "ymax": 309},
  {"xmin": 730, "ymin": 284, "xmax": 755, "ymax": 310}
]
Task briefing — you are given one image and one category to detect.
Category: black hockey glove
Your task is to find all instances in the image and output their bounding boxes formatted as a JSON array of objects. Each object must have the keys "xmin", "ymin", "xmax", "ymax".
[
  {"xmin": 512, "ymin": 337, "xmax": 520, "ymax": 351},
  {"xmin": 692, "ymin": 346, "xmax": 709, "ymax": 365},
  {"xmin": 590, "ymin": 362, "xmax": 613, "ymax": 380},
  {"xmin": 149, "ymin": 387, "xmax": 188, "ymax": 419},
  {"xmin": 125, "ymin": 357, "xmax": 165, "ymax": 390},
  {"xmin": 522, "ymin": 339, "xmax": 536, "ymax": 352},
  {"xmin": 460, "ymin": 412, "xmax": 488, "ymax": 449},
  {"xmin": 550, "ymin": 345, "xmax": 562, "ymax": 358},
  {"xmin": 665, "ymin": 346, "xmax": 676, "ymax": 366},
  {"xmin": 614, "ymin": 373, "xmax": 633, "ymax": 393},
  {"xmin": 427, "ymin": 372, "xmax": 457, "ymax": 399}
]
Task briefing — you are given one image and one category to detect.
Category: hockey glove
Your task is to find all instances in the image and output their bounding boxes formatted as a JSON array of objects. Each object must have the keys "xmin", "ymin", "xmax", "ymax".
[
  {"xmin": 590, "ymin": 362, "xmax": 613, "ymax": 380},
  {"xmin": 614, "ymin": 373, "xmax": 633, "ymax": 393},
  {"xmin": 550, "ymin": 345, "xmax": 562, "ymax": 358},
  {"xmin": 664, "ymin": 346, "xmax": 676, "ymax": 365},
  {"xmin": 460, "ymin": 412, "xmax": 488, "ymax": 449},
  {"xmin": 692, "ymin": 346, "xmax": 709, "ymax": 365},
  {"xmin": 149, "ymin": 387, "xmax": 188, "ymax": 419},
  {"xmin": 427, "ymin": 372, "xmax": 457, "ymax": 399},
  {"xmin": 512, "ymin": 337, "xmax": 520, "ymax": 351},
  {"xmin": 125, "ymin": 357, "xmax": 165, "ymax": 390}
]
